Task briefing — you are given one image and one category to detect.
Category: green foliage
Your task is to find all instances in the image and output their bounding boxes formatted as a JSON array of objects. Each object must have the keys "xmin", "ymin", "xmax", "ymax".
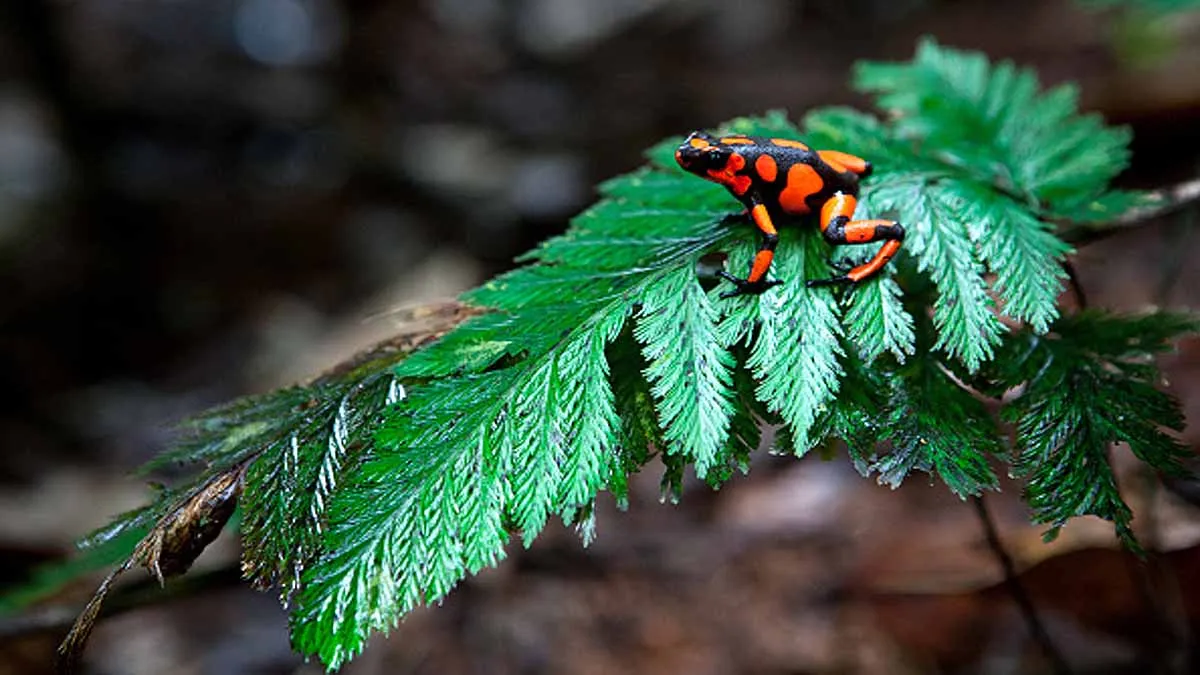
[
  {"xmin": 292, "ymin": 137, "xmax": 746, "ymax": 666},
  {"xmin": 636, "ymin": 265, "xmax": 737, "ymax": 478},
  {"xmin": 240, "ymin": 369, "xmax": 403, "ymax": 598},
  {"xmin": 725, "ymin": 228, "xmax": 847, "ymax": 451},
  {"xmin": 988, "ymin": 311, "xmax": 1198, "ymax": 547},
  {"xmin": 807, "ymin": 35, "xmax": 1138, "ymax": 366},
  {"xmin": 24, "ymin": 339, "xmax": 415, "ymax": 617},
  {"xmin": 10, "ymin": 38, "xmax": 1196, "ymax": 674},
  {"xmin": 855, "ymin": 39, "xmax": 1133, "ymax": 212},
  {"xmin": 871, "ymin": 323, "xmax": 1004, "ymax": 497}
]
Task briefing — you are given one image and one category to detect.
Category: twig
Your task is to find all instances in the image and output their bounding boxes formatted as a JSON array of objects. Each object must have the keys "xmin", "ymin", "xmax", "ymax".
[
  {"xmin": 0, "ymin": 566, "xmax": 245, "ymax": 643},
  {"xmin": 972, "ymin": 495, "xmax": 1072, "ymax": 675},
  {"xmin": 1063, "ymin": 177, "xmax": 1200, "ymax": 246},
  {"xmin": 1115, "ymin": 178, "xmax": 1200, "ymax": 226}
]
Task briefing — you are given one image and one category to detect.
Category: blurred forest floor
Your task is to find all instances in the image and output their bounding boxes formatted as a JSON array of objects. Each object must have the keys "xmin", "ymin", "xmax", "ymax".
[{"xmin": 2, "ymin": 0, "xmax": 1200, "ymax": 673}]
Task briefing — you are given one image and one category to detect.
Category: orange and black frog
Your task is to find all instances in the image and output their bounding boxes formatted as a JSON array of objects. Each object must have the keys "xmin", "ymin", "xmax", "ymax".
[{"xmin": 675, "ymin": 131, "xmax": 904, "ymax": 297}]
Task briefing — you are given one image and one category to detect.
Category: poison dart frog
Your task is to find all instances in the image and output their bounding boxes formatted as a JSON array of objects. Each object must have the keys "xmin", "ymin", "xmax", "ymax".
[{"xmin": 675, "ymin": 131, "xmax": 904, "ymax": 297}]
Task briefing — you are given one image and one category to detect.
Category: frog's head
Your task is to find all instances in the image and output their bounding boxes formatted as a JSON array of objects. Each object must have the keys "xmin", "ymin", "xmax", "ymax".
[{"xmin": 675, "ymin": 131, "xmax": 732, "ymax": 178}]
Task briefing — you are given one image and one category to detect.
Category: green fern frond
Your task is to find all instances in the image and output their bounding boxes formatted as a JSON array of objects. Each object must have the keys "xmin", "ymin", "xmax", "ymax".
[
  {"xmin": 841, "ymin": 40, "xmax": 1144, "ymax": 356},
  {"xmin": 636, "ymin": 265, "xmax": 736, "ymax": 478},
  {"xmin": 293, "ymin": 318, "xmax": 634, "ymax": 667},
  {"xmin": 289, "ymin": 137, "xmax": 750, "ymax": 667},
  {"xmin": 856, "ymin": 37, "xmax": 1132, "ymax": 212},
  {"xmin": 843, "ymin": 275, "xmax": 915, "ymax": 364},
  {"xmin": 874, "ymin": 354, "xmax": 1003, "ymax": 497},
  {"xmin": 607, "ymin": 329, "xmax": 664, "ymax": 503},
  {"xmin": 994, "ymin": 311, "xmax": 1198, "ymax": 546},
  {"xmin": 811, "ymin": 348, "xmax": 890, "ymax": 474},
  {"xmin": 738, "ymin": 229, "xmax": 845, "ymax": 452},
  {"xmin": 863, "ymin": 174, "xmax": 1005, "ymax": 370},
  {"xmin": 956, "ymin": 181, "xmax": 1071, "ymax": 333},
  {"xmin": 16, "ymin": 39, "xmax": 1197, "ymax": 675},
  {"xmin": 240, "ymin": 369, "xmax": 403, "ymax": 597}
]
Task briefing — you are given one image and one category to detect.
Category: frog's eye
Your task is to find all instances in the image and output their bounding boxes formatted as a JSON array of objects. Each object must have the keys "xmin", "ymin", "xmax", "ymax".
[{"xmin": 700, "ymin": 145, "xmax": 732, "ymax": 169}]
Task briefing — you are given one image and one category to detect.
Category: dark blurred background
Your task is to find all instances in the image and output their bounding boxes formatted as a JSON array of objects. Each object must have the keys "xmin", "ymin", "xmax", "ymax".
[{"xmin": 2, "ymin": 0, "xmax": 1200, "ymax": 673}]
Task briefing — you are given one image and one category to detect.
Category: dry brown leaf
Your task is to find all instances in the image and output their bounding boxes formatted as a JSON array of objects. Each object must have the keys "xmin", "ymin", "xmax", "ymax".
[{"xmin": 55, "ymin": 460, "xmax": 248, "ymax": 673}]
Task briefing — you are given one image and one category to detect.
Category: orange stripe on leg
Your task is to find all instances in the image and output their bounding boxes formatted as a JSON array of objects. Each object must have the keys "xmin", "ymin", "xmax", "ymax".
[
  {"xmin": 819, "ymin": 193, "xmax": 857, "ymax": 232},
  {"xmin": 749, "ymin": 204, "xmax": 777, "ymax": 236},
  {"xmin": 747, "ymin": 250, "xmax": 774, "ymax": 283},
  {"xmin": 847, "ymin": 240, "xmax": 902, "ymax": 282},
  {"xmin": 841, "ymin": 219, "xmax": 898, "ymax": 243},
  {"xmin": 746, "ymin": 203, "xmax": 779, "ymax": 284}
]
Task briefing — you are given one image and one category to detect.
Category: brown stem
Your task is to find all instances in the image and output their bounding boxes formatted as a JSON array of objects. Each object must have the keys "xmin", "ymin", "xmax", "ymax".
[
  {"xmin": 0, "ymin": 566, "xmax": 245, "ymax": 644},
  {"xmin": 972, "ymin": 495, "xmax": 1072, "ymax": 675},
  {"xmin": 1063, "ymin": 177, "xmax": 1200, "ymax": 246}
]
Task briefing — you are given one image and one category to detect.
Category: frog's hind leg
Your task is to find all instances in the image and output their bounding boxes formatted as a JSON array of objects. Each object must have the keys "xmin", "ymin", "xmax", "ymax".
[{"xmin": 808, "ymin": 192, "xmax": 904, "ymax": 287}]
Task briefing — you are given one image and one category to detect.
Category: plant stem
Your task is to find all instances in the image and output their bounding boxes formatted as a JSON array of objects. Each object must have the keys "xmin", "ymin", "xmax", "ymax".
[
  {"xmin": 0, "ymin": 566, "xmax": 244, "ymax": 643},
  {"xmin": 1063, "ymin": 177, "xmax": 1200, "ymax": 246},
  {"xmin": 972, "ymin": 495, "xmax": 1071, "ymax": 675}
]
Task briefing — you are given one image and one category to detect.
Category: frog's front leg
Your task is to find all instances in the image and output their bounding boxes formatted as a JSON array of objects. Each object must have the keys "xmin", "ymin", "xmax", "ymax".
[{"xmin": 717, "ymin": 200, "xmax": 784, "ymax": 298}]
